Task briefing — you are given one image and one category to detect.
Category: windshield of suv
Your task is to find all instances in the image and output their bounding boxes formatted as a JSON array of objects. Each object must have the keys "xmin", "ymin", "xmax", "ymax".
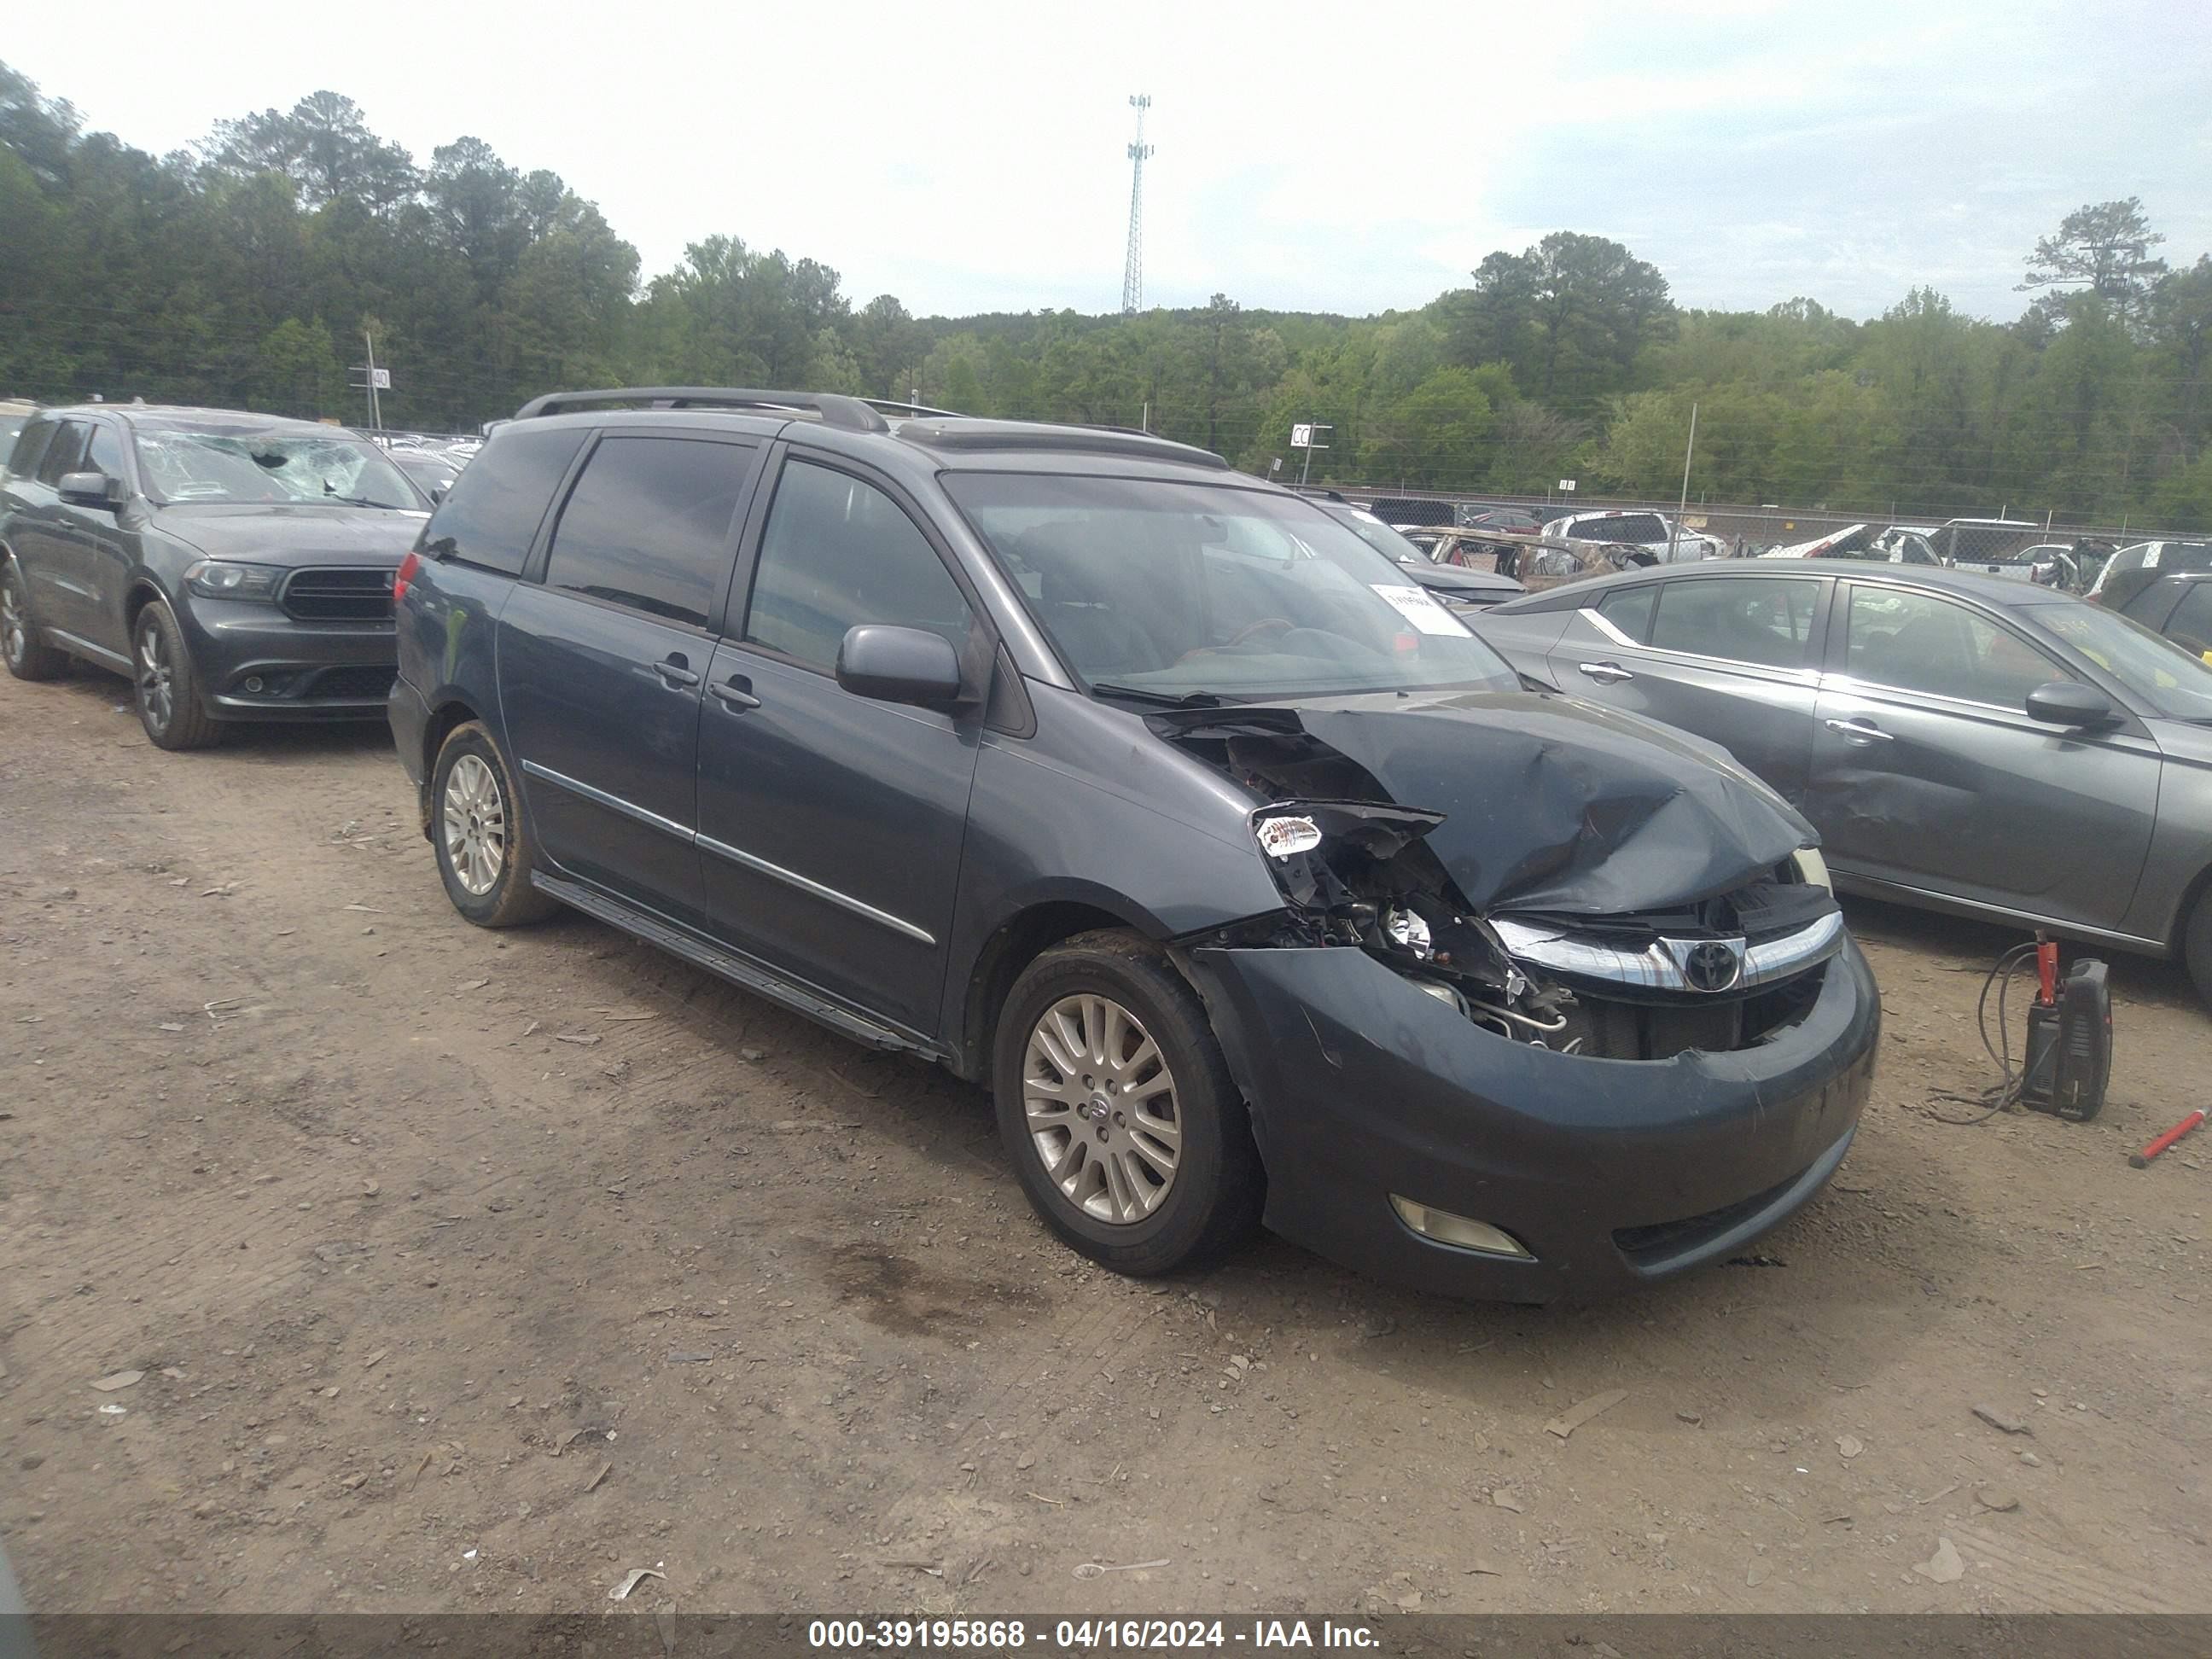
[
  {"xmin": 2034, "ymin": 597, "xmax": 2212, "ymax": 721},
  {"xmin": 0, "ymin": 412, "xmax": 30, "ymax": 468},
  {"xmin": 1567, "ymin": 513, "xmax": 1666, "ymax": 543},
  {"xmin": 1327, "ymin": 505, "xmax": 1432, "ymax": 565},
  {"xmin": 946, "ymin": 474, "xmax": 1520, "ymax": 702},
  {"xmin": 132, "ymin": 424, "xmax": 423, "ymax": 509}
]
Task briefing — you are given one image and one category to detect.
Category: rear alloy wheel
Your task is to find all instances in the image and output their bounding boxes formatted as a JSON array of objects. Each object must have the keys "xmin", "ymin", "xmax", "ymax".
[
  {"xmin": 429, "ymin": 720, "xmax": 557, "ymax": 928},
  {"xmin": 2, "ymin": 558, "xmax": 67, "ymax": 681},
  {"xmin": 992, "ymin": 930, "xmax": 1263, "ymax": 1276},
  {"xmin": 132, "ymin": 601, "xmax": 221, "ymax": 749}
]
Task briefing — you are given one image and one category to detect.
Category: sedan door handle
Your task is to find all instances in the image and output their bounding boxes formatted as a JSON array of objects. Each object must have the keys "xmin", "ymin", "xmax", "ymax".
[
  {"xmin": 1825, "ymin": 717, "xmax": 1894, "ymax": 742},
  {"xmin": 652, "ymin": 656, "xmax": 701, "ymax": 689},
  {"xmin": 1577, "ymin": 661, "xmax": 1634, "ymax": 684},
  {"xmin": 708, "ymin": 675, "xmax": 761, "ymax": 712}
]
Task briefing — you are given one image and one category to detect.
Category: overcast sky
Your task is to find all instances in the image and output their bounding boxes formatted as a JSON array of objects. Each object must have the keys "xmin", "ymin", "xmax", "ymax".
[{"xmin": 6, "ymin": 1, "xmax": 2206, "ymax": 323}]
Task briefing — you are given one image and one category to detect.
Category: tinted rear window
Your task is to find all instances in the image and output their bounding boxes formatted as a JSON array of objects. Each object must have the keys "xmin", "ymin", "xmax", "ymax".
[
  {"xmin": 9, "ymin": 418, "xmax": 55, "ymax": 480},
  {"xmin": 543, "ymin": 435, "xmax": 754, "ymax": 628},
  {"xmin": 38, "ymin": 420, "xmax": 89, "ymax": 485},
  {"xmin": 422, "ymin": 425, "xmax": 588, "ymax": 576},
  {"xmin": 1569, "ymin": 513, "xmax": 1667, "ymax": 544}
]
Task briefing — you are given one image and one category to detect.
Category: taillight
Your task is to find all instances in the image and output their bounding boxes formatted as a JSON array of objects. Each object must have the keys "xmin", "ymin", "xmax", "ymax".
[{"xmin": 393, "ymin": 550, "xmax": 421, "ymax": 602}]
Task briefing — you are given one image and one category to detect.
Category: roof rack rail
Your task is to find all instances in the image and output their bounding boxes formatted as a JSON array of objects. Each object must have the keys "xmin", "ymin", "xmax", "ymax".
[
  {"xmin": 858, "ymin": 397, "xmax": 969, "ymax": 421},
  {"xmin": 511, "ymin": 387, "xmax": 890, "ymax": 434},
  {"xmin": 896, "ymin": 419, "xmax": 1230, "ymax": 470}
]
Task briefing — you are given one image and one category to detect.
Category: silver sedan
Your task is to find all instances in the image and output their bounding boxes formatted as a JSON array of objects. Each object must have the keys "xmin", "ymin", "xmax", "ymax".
[{"xmin": 1471, "ymin": 561, "xmax": 2212, "ymax": 1002}]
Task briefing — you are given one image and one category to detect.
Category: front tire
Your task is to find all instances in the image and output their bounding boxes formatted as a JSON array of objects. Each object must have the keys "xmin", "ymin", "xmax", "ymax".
[
  {"xmin": 2184, "ymin": 889, "xmax": 2212, "ymax": 1010},
  {"xmin": 133, "ymin": 601, "xmax": 221, "ymax": 750},
  {"xmin": 2, "ymin": 556, "xmax": 68, "ymax": 682},
  {"xmin": 430, "ymin": 720, "xmax": 557, "ymax": 928},
  {"xmin": 992, "ymin": 930, "xmax": 1263, "ymax": 1276}
]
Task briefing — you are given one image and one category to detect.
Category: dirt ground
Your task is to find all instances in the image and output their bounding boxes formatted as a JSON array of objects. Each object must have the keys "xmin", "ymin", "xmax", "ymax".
[{"xmin": 2, "ymin": 661, "xmax": 2208, "ymax": 1621}]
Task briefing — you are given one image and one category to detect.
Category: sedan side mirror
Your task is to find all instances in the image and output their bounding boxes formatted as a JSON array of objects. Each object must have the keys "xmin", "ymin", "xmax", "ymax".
[
  {"xmin": 58, "ymin": 471, "xmax": 123, "ymax": 509},
  {"xmin": 2025, "ymin": 680, "xmax": 2116, "ymax": 729},
  {"xmin": 836, "ymin": 624, "xmax": 969, "ymax": 709}
]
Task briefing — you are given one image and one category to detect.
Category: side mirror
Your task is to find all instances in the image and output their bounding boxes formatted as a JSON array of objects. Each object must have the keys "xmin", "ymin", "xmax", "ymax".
[
  {"xmin": 2025, "ymin": 680, "xmax": 2116, "ymax": 729},
  {"xmin": 429, "ymin": 486, "xmax": 447, "ymax": 504},
  {"xmin": 58, "ymin": 471, "xmax": 123, "ymax": 509},
  {"xmin": 836, "ymin": 624, "xmax": 968, "ymax": 708}
]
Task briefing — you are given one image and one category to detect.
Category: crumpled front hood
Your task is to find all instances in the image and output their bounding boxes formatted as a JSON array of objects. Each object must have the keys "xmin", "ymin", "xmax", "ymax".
[
  {"xmin": 154, "ymin": 503, "xmax": 428, "ymax": 565},
  {"xmin": 1162, "ymin": 690, "xmax": 1814, "ymax": 916}
]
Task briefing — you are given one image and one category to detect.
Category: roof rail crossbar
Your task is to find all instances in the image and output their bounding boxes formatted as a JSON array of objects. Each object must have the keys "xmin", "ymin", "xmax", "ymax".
[
  {"xmin": 897, "ymin": 420, "xmax": 1230, "ymax": 470},
  {"xmin": 512, "ymin": 387, "xmax": 890, "ymax": 434}
]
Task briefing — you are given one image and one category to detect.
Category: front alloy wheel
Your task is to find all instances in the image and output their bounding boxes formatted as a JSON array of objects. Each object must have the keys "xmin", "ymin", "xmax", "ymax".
[
  {"xmin": 1023, "ymin": 993, "xmax": 1183, "ymax": 1224},
  {"xmin": 131, "ymin": 602, "xmax": 218, "ymax": 748},
  {"xmin": 137, "ymin": 618, "xmax": 174, "ymax": 731},
  {"xmin": 992, "ymin": 929, "xmax": 1263, "ymax": 1277}
]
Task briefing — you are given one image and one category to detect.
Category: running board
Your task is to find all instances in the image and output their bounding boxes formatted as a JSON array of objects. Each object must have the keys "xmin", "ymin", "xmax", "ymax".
[{"xmin": 530, "ymin": 871, "xmax": 937, "ymax": 1057}]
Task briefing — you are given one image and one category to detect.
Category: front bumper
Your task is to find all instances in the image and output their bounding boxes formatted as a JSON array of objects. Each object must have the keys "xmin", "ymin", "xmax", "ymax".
[
  {"xmin": 176, "ymin": 598, "xmax": 397, "ymax": 722},
  {"xmin": 1186, "ymin": 938, "xmax": 1879, "ymax": 1301}
]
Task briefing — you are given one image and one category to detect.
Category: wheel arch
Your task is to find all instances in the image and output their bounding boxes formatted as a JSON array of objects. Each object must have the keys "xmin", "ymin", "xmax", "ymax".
[{"xmin": 954, "ymin": 894, "xmax": 1163, "ymax": 1086}]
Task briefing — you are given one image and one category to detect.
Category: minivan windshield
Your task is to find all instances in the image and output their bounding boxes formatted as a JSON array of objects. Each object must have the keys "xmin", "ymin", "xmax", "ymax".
[
  {"xmin": 945, "ymin": 474, "xmax": 1520, "ymax": 702},
  {"xmin": 132, "ymin": 422, "xmax": 424, "ymax": 509}
]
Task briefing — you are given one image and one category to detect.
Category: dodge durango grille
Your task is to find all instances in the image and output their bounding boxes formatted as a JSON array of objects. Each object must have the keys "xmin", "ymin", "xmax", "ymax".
[{"xmin": 280, "ymin": 568, "xmax": 396, "ymax": 623}]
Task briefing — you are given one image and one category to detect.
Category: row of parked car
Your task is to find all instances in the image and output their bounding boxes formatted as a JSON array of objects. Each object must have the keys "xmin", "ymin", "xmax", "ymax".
[{"xmin": 3, "ymin": 387, "xmax": 2207, "ymax": 1305}]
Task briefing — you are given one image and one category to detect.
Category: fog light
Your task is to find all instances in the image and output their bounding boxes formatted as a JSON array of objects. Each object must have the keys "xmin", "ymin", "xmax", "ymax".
[
  {"xmin": 243, "ymin": 675, "xmax": 265, "ymax": 693},
  {"xmin": 1389, "ymin": 1195, "xmax": 1534, "ymax": 1260}
]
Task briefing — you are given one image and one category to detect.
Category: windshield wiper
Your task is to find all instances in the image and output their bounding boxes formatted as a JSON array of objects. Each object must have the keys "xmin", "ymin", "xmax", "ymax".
[
  {"xmin": 319, "ymin": 494, "xmax": 390, "ymax": 508},
  {"xmin": 1089, "ymin": 682, "xmax": 1225, "ymax": 709}
]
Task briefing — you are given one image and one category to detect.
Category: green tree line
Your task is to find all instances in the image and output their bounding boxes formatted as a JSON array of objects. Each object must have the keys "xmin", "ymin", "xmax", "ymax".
[{"xmin": 5, "ymin": 63, "xmax": 2210, "ymax": 528}]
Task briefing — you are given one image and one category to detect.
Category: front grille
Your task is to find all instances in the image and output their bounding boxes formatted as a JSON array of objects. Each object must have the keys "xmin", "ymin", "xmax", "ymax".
[
  {"xmin": 307, "ymin": 665, "xmax": 399, "ymax": 701},
  {"xmin": 280, "ymin": 568, "xmax": 396, "ymax": 623}
]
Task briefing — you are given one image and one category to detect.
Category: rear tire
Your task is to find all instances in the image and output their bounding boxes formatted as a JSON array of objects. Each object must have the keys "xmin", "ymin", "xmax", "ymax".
[
  {"xmin": 133, "ymin": 600, "xmax": 222, "ymax": 750},
  {"xmin": 430, "ymin": 720, "xmax": 557, "ymax": 928},
  {"xmin": 992, "ymin": 929, "xmax": 1263, "ymax": 1277},
  {"xmin": 2, "ymin": 556, "xmax": 67, "ymax": 682}
]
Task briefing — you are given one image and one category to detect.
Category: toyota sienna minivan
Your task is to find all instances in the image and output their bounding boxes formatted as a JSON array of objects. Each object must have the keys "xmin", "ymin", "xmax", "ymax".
[{"xmin": 387, "ymin": 387, "xmax": 1878, "ymax": 1301}]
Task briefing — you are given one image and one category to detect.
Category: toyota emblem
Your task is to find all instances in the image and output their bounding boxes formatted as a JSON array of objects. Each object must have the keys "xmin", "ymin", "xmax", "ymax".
[{"xmin": 1682, "ymin": 940, "xmax": 1743, "ymax": 993}]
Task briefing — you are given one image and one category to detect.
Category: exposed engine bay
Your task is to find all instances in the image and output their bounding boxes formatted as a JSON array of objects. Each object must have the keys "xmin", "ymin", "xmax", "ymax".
[{"xmin": 1155, "ymin": 696, "xmax": 1845, "ymax": 1061}]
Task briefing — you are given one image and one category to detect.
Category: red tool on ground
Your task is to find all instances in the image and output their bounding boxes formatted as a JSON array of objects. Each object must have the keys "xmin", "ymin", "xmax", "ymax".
[{"xmin": 2130, "ymin": 1109, "xmax": 2206, "ymax": 1169}]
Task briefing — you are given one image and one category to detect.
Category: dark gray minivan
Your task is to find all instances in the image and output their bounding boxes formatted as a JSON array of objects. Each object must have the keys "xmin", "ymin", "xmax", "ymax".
[{"xmin": 388, "ymin": 388, "xmax": 1878, "ymax": 1301}]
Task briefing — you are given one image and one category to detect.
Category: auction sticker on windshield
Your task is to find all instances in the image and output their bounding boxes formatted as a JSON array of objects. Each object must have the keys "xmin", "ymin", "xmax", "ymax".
[{"xmin": 1370, "ymin": 583, "xmax": 1471, "ymax": 636}]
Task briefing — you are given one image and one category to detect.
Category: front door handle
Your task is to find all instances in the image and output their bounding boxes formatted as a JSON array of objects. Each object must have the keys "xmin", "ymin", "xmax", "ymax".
[
  {"xmin": 1577, "ymin": 661, "xmax": 1634, "ymax": 684},
  {"xmin": 652, "ymin": 655, "xmax": 701, "ymax": 689},
  {"xmin": 1825, "ymin": 717, "xmax": 1894, "ymax": 742},
  {"xmin": 708, "ymin": 675, "xmax": 761, "ymax": 712}
]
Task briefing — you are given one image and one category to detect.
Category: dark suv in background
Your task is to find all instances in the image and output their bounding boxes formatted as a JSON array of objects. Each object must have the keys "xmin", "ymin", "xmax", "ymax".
[
  {"xmin": 0, "ymin": 405, "xmax": 430, "ymax": 748},
  {"xmin": 387, "ymin": 387, "xmax": 1877, "ymax": 1301}
]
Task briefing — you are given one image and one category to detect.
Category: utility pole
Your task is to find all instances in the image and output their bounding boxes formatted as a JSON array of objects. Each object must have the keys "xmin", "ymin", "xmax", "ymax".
[
  {"xmin": 349, "ymin": 331, "xmax": 389, "ymax": 432},
  {"xmin": 1121, "ymin": 96, "xmax": 1154, "ymax": 316},
  {"xmin": 1668, "ymin": 400, "xmax": 1698, "ymax": 560}
]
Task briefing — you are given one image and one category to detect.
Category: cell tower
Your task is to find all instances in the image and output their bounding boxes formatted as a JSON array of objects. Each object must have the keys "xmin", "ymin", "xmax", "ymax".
[{"xmin": 1121, "ymin": 95, "xmax": 1154, "ymax": 315}]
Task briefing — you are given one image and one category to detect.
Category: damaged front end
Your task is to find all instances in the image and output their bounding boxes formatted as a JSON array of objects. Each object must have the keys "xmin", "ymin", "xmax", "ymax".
[
  {"xmin": 1158, "ymin": 698, "xmax": 1843, "ymax": 1060},
  {"xmin": 1148, "ymin": 692, "xmax": 1877, "ymax": 1300}
]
